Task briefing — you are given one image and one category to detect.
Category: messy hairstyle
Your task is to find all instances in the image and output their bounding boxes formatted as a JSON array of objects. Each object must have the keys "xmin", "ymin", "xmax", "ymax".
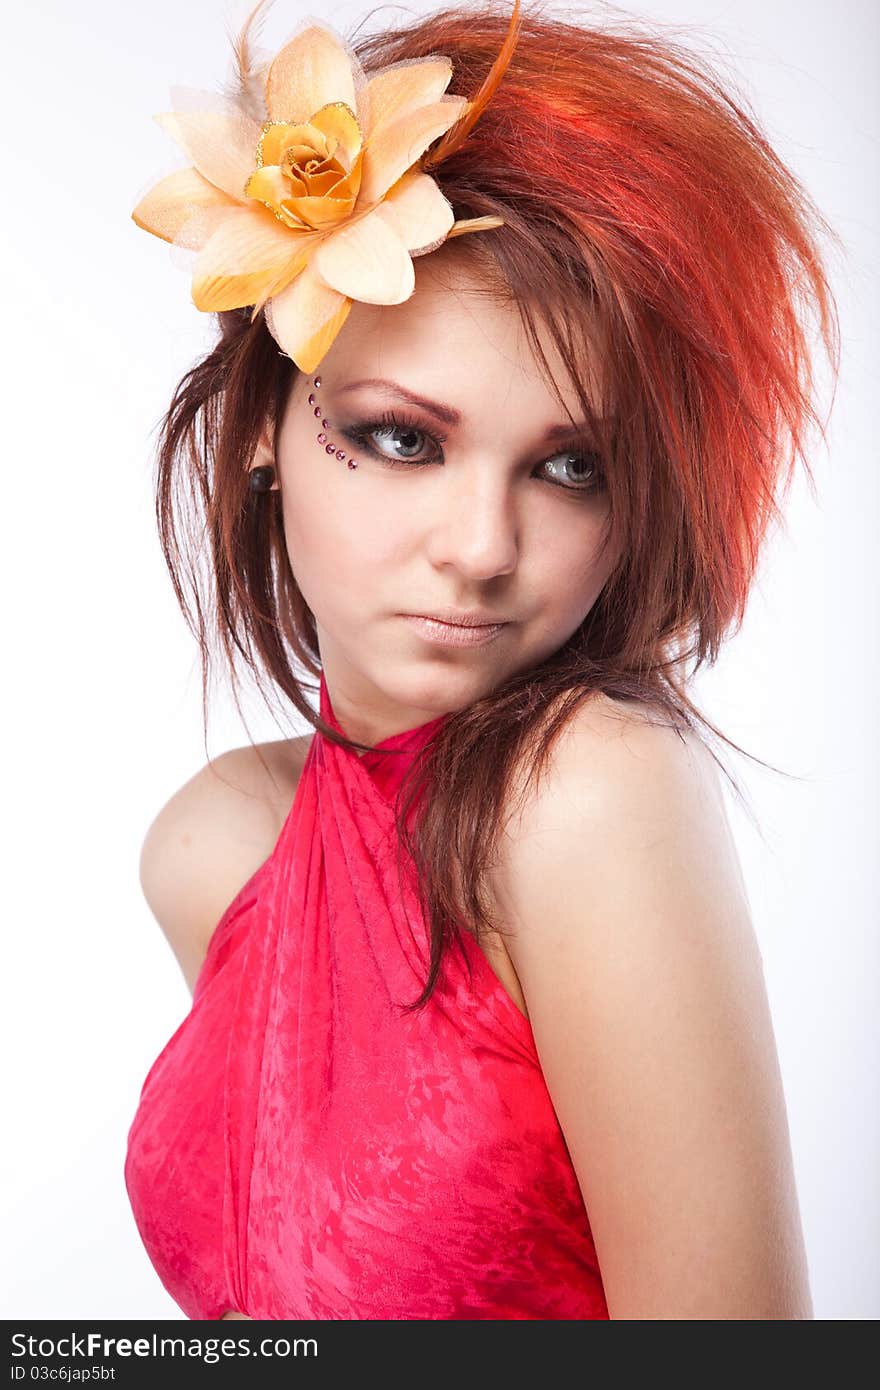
[{"xmin": 152, "ymin": 0, "xmax": 840, "ymax": 1008}]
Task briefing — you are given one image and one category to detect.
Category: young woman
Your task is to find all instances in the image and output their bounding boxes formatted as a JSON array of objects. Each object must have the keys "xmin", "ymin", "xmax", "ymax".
[{"xmin": 125, "ymin": 0, "xmax": 839, "ymax": 1319}]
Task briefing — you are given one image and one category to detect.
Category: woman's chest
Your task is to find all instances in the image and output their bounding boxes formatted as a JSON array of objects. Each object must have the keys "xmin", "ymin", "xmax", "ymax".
[{"xmin": 125, "ymin": 953, "xmax": 594, "ymax": 1319}]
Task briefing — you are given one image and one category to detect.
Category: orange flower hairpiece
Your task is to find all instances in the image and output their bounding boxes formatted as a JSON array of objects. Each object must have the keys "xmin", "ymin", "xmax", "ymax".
[{"xmin": 132, "ymin": 0, "xmax": 521, "ymax": 372}]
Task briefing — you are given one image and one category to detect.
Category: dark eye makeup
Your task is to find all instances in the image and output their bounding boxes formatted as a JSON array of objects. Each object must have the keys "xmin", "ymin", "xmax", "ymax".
[{"xmin": 337, "ymin": 409, "xmax": 608, "ymax": 496}]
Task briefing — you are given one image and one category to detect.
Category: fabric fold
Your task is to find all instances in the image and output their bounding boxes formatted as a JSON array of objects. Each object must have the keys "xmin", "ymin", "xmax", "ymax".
[{"xmin": 125, "ymin": 671, "xmax": 608, "ymax": 1319}]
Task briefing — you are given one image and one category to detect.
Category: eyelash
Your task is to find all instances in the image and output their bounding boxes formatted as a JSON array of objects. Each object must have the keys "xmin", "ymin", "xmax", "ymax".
[{"xmin": 338, "ymin": 409, "xmax": 608, "ymax": 496}]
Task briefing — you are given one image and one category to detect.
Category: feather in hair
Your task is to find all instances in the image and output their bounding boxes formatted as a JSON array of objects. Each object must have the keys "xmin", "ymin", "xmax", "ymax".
[
  {"xmin": 420, "ymin": 0, "xmax": 522, "ymax": 173},
  {"xmin": 221, "ymin": 0, "xmax": 275, "ymax": 122}
]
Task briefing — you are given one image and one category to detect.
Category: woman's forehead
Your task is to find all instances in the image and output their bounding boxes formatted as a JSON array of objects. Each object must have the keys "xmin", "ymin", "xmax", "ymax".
[{"xmin": 317, "ymin": 256, "xmax": 609, "ymax": 421}]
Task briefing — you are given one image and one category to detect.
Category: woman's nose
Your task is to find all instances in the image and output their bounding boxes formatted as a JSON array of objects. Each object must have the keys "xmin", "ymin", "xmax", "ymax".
[{"xmin": 425, "ymin": 480, "xmax": 519, "ymax": 581}]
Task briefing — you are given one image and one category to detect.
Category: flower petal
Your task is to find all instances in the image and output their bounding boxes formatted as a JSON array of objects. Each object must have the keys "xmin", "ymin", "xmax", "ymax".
[
  {"xmin": 132, "ymin": 166, "xmax": 239, "ymax": 247},
  {"xmin": 358, "ymin": 95, "xmax": 468, "ymax": 207},
  {"xmin": 359, "ymin": 57, "xmax": 453, "ymax": 142},
  {"xmin": 191, "ymin": 207, "xmax": 322, "ymax": 312},
  {"xmin": 308, "ymin": 102, "xmax": 363, "ymax": 166},
  {"xmin": 245, "ymin": 164, "xmax": 358, "ymax": 231},
  {"xmin": 156, "ymin": 97, "xmax": 263, "ymax": 201},
  {"xmin": 282, "ymin": 188, "xmax": 357, "ymax": 230},
  {"xmin": 312, "ymin": 209, "xmax": 414, "ymax": 304},
  {"xmin": 373, "ymin": 169, "xmax": 454, "ymax": 254},
  {"xmin": 245, "ymin": 164, "xmax": 308, "ymax": 215},
  {"xmin": 259, "ymin": 121, "xmax": 330, "ymax": 167},
  {"xmin": 265, "ymin": 22, "xmax": 359, "ymax": 125},
  {"xmin": 264, "ymin": 261, "xmax": 353, "ymax": 373}
]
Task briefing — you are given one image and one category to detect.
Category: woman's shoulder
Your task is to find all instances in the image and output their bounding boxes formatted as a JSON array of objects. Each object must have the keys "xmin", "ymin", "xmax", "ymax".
[
  {"xmin": 490, "ymin": 685, "xmax": 735, "ymax": 931},
  {"xmin": 501, "ymin": 687, "xmax": 720, "ymax": 831},
  {"xmin": 138, "ymin": 733, "xmax": 314, "ymax": 992}
]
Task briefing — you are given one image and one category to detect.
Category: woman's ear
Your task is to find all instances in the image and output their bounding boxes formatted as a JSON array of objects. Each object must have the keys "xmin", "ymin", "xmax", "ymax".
[{"xmin": 248, "ymin": 422, "xmax": 281, "ymax": 491}]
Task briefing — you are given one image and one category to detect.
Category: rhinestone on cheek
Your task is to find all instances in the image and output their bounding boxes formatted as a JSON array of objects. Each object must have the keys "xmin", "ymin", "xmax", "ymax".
[{"xmin": 304, "ymin": 382, "xmax": 356, "ymax": 467}]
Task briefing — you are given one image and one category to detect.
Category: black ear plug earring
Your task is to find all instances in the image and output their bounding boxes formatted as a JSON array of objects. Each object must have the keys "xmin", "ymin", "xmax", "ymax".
[
  {"xmin": 308, "ymin": 375, "xmax": 359, "ymax": 468},
  {"xmin": 248, "ymin": 465, "xmax": 276, "ymax": 493}
]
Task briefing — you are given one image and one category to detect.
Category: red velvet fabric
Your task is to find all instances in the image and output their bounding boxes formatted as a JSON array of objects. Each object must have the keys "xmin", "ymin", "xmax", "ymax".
[{"xmin": 125, "ymin": 671, "xmax": 608, "ymax": 1319}]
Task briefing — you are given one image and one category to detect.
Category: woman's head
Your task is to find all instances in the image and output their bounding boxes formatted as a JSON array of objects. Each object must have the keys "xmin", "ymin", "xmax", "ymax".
[
  {"xmin": 251, "ymin": 242, "xmax": 621, "ymax": 746},
  {"xmin": 151, "ymin": 0, "xmax": 840, "ymax": 1003}
]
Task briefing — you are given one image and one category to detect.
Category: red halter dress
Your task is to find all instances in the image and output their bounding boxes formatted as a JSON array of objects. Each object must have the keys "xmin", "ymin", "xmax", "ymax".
[{"xmin": 125, "ymin": 672, "xmax": 608, "ymax": 1319}]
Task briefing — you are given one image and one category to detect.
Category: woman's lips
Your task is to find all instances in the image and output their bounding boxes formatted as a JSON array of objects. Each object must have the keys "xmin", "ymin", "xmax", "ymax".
[{"xmin": 400, "ymin": 614, "xmax": 509, "ymax": 647}]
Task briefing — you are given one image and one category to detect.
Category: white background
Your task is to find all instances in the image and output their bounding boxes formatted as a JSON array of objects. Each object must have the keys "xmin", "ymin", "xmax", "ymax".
[{"xmin": 2, "ymin": 0, "xmax": 876, "ymax": 1319}]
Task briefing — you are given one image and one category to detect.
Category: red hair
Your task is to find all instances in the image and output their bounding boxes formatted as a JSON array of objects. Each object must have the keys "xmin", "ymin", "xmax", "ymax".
[{"xmin": 153, "ymin": 1, "xmax": 840, "ymax": 1006}]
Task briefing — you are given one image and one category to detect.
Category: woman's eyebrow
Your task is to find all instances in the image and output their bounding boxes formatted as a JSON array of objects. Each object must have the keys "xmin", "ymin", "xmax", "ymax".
[{"xmin": 334, "ymin": 377, "xmax": 606, "ymax": 441}]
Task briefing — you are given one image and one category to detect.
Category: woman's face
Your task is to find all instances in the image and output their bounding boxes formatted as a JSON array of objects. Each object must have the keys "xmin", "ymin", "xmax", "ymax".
[{"xmin": 267, "ymin": 254, "xmax": 621, "ymax": 746}]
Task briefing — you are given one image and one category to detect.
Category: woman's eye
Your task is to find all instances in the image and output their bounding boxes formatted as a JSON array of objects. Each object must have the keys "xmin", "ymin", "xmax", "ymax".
[
  {"xmin": 365, "ymin": 422, "xmax": 429, "ymax": 461},
  {"xmin": 341, "ymin": 415, "xmax": 437, "ymax": 464},
  {"xmin": 339, "ymin": 414, "xmax": 605, "ymax": 493},
  {"xmin": 542, "ymin": 451, "xmax": 605, "ymax": 492}
]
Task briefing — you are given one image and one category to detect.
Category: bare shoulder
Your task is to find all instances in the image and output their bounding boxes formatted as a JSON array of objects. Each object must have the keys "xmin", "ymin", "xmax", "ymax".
[
  {"xmin": 138, "ymin": 733, "xmax": 313, "ymax": 992},
  {"xmin": 489, "ymin": 693, "xmax": 811, "ymax": 1318},
  {"xmin": 505, "ymin": 687, "xmax": 723, "ymax": 819},
  {"xmin": 494, "ymin": 690, "xmax": 736, "ymax": 895}
]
